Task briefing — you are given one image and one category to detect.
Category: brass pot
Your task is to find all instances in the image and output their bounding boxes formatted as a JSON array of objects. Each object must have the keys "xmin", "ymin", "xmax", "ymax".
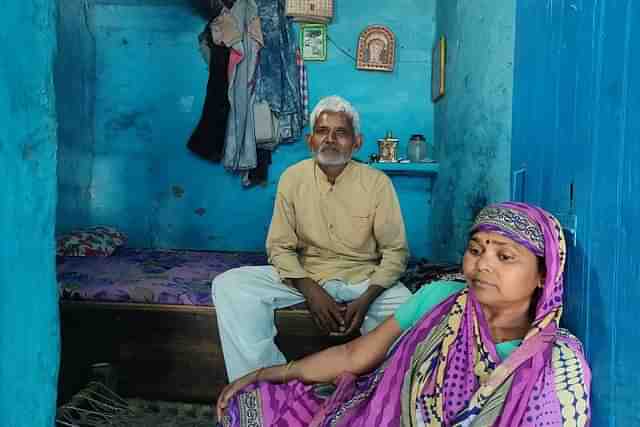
[{"xmin": 377, "ymin": 132, "xmax": 399, "ymax": 162}]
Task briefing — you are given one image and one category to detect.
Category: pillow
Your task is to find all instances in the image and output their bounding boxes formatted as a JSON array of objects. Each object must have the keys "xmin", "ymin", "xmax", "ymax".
[{"xmin": 56, "ymin": 226, "xmax": 127, "ymax": 257}]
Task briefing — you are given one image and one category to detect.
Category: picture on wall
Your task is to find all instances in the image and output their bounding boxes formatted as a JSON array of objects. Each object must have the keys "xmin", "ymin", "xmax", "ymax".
[
  {"xmin": 431, "ymin": 35, "xmax": 446, "ymax": 102},
  {"xmin": 300, "ymin": 23, "xmax": 327, "ymax": 61},
  {"xmin": 356, "ymin": 25, "xmax": 395, "ymax": 72}
]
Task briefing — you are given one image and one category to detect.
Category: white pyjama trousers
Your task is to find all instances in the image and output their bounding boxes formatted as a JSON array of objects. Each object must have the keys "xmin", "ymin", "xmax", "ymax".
[{"xmin": 212, "ymin": 265, "xmax": 411, "ymax": 381}]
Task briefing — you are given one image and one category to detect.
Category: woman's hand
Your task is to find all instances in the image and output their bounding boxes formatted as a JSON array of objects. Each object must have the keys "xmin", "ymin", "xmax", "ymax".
[{"xmin": 216, "ymin": 369, "xmax": 262, "ymax": 420}]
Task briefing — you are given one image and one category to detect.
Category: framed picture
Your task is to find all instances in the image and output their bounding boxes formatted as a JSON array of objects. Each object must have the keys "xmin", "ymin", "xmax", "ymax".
[
  {"xmin": 356, "ymin": 25, "xmax": 395, "ymax": 72},
  {"xmin": 300, "ymin": 23, "xmax": 327, "ymax": 61},
  {"xmin": 431, "ymin": 36, "xmax": 446, "ymax": 102}
]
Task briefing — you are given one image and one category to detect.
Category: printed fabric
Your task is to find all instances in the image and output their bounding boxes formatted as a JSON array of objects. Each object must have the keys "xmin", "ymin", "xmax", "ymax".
[
  {"xmin": 56, "ymin": 226, "xmax": 127, "ymax": 257},
  {"xmin": 254, "ymin": 0, "xmax": 306, "ymax": 144},
  {"xmin": 223, "ymin": 0, "xmax": 263, "ymax": 171},
  {"xmin": 218, "ymin": 202, "xmax": 591, "ymax": 427}
]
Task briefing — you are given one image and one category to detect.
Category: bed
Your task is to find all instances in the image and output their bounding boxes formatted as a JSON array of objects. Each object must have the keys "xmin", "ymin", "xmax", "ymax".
[
  {"xmin": 57, "ymin": 247, "xmax": 353, "ymax": 404},
  {"xmin": 58, "ymin": 248, "xmax": 267, "ymax": 306},
  {"xmin": 57, "ymin": 240, "xmax": 463, "ymax": 404}
]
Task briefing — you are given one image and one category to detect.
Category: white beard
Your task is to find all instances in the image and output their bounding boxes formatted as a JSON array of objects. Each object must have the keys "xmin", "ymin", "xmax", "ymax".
[{"xmin": 313, "ymin": 144, "xmax": 352, "ymax": 166}]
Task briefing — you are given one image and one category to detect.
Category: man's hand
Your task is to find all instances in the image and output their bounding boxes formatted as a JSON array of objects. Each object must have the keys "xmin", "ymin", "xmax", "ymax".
[
  {"xmin": 343, "ymin": 285, "xmax": 385, "ymax": 336},
  {"xmin": 292, "ymin": 278, "xmax": 345, "ymax": 334}
]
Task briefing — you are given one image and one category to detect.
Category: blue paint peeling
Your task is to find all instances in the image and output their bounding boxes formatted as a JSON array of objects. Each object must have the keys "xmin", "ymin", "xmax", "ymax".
[
  {"xmin": 55, "ymin": 0, "xmax": 97, "ymax": 230},
  {"xmin": 431, "ymin": 0, "xmax": 515, "ymax": 263},
  {"xmin": 1, "ymin": 0, "xmax": 59, "ymax": 425}
]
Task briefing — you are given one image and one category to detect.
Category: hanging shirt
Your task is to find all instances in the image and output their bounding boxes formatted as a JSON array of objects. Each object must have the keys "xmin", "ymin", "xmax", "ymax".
[{"xmin": 223, "ymin": 0, "xmax": 263, "ymax": 171}]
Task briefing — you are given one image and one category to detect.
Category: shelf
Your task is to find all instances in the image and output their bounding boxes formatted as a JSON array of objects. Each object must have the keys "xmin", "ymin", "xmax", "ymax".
[{"xmin": 369, "ymin": 161, "xmax": 439, "ymax": 177}]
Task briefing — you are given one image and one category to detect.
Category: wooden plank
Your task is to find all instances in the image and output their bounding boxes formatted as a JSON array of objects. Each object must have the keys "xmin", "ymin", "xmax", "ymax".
[{"xmin": 58, "ymin": 301, "xmax": 354, "ymax": 403}]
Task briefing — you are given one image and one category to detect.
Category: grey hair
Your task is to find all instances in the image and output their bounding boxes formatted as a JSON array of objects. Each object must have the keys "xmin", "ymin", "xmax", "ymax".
[{"xmin": 309, "ymin": 96, "xmax": 361, "ymax": 135}]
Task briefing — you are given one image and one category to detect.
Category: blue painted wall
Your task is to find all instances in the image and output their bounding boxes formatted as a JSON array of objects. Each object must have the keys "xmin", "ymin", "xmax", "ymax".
[
  {"xmin": 55, "ymin": 0, "xmax": 437, "ymax": 260},
  {"xmin": 431, "ymin": 0, "xmax": 515, "ymax": 263},
  {"xmin": 56, "ymin": 0, "xmax": 96, "ymax": 228},
  {"xmin": 512, "ymin": 1, "xmax": 640, "ymax": 425},
  {"xmin": 0, "ymin": 0, "xmax": 59, "ymax": 425}
]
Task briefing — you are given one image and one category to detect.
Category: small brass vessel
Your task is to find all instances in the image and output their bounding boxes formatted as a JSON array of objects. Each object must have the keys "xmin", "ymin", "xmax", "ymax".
[{"xmin": 377, "ymin": 131, "xmax": 399, "ymax": 162}]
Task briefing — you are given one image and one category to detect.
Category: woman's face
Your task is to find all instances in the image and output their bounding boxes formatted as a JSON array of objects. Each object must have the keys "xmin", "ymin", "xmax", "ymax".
[{"xmin": 462, "ymin": 231, "xmax": 543, "ymax": 311}]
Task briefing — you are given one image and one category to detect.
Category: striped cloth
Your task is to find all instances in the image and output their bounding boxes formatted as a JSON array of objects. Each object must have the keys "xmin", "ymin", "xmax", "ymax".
[{"xmin": 297, "ymin": 48, "xmax": 309, "ymax": 125}]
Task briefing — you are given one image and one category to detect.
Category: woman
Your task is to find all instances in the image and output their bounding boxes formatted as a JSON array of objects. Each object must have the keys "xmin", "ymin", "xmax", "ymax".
[{"xmin": 216, "ymin": 202, "xmax": 591, "ymax": 426}]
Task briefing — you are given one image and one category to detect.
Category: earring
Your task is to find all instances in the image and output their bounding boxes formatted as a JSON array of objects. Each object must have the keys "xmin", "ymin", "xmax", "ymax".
[{"xmin": 537, "ymin": 281, "xmax": 545, "ymax": 289}]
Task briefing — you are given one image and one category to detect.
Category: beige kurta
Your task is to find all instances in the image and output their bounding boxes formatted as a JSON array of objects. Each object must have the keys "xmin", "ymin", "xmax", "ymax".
[{"xmin": 266, "ymin": 159, "xmax": 408, "ymax": 288}]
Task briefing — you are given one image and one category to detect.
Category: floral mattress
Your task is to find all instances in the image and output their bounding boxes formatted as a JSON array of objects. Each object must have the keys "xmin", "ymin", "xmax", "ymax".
[{"xmin": 57, "ymin": 248, "xmax": 267, "ymax": 306}]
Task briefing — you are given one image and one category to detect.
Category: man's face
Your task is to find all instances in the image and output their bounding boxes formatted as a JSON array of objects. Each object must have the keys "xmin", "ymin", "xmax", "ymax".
[{"xmin": 307, "ymin": 111, "xmax": 362, "ymax": 167}]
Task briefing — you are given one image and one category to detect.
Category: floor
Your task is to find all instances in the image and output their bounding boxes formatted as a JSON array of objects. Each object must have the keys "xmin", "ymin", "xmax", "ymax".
[{"xmin": 56, "ymin": 365, "xmax": 218, "ymax": 426}]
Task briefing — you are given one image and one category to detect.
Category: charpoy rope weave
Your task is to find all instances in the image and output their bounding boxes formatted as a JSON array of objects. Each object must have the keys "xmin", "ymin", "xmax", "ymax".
[{"xmin": 56, "ymin": 381, "xmax": 215, "ymax": 427}]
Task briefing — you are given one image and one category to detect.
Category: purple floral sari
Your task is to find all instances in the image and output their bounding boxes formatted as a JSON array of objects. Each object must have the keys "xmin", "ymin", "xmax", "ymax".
[{"xmin": 219, "ymin": 202, "xmax": 591, "ymax": 427}]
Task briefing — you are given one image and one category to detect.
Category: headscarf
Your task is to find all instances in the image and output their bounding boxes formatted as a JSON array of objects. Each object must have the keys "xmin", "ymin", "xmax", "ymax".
[
  {"xmin": 470, "ymin": 201, "xmax": 566, "ymax": 324},
  {"xmin": 462, "ymin": 202, "xmax": 583, "ymax": 426}
]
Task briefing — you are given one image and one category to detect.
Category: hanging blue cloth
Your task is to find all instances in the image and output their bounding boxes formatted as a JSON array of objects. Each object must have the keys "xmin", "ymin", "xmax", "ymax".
[
  {"xmin": 222, "ymin": 0, "xmax": 263, "ymax": 171},
  {"xmin": 254, "ymin": 0, "xmax": 306, "ymax": 144}
]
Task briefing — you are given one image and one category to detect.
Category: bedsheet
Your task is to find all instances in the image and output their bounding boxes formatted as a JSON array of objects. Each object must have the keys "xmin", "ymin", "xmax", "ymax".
[{"xmin": 57, "ymin": 248, "xmax": 267, "ymax": 306}]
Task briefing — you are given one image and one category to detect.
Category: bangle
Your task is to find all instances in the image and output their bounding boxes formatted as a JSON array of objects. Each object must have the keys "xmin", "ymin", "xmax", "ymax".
[{"xmin": 282, "ymin": 361, "xmax": 295, "ymax": 383}]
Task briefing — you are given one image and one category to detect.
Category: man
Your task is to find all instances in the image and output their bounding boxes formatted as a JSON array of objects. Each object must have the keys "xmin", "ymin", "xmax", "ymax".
[{"xmin": 213, "ymin": 95, "xmax": 411, "ymax": 381}]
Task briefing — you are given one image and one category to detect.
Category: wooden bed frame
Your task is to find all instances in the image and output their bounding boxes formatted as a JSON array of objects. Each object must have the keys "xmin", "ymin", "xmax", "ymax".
[{"xmin": 58, "ymin": 300, "xmax": 352, "ymax": 404}]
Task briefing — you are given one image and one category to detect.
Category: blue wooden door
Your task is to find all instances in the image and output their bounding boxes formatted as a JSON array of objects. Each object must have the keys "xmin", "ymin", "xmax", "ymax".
[{"xmin": 512, "ymin": 1, "xmax": 640, "ymax": 425}]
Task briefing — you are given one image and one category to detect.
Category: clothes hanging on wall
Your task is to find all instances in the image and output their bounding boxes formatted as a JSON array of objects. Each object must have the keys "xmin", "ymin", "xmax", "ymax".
[
  {"xmin": 253, "ymin": 100, "xmax": 278, "ymax": 144},
  {"xmin": 243, "ymin": 148, "xmax": 272, "ymax": 187},
  {"xmin": 297, "ymin": 48, "xmax": 309, "ymax": 124},
  {"xmin": 207, "ymin": 0, "xmax": 237, "ymax": 18},
  {"xmin": 241, "ymin": 48, "xmax": 308, "ymax": 188},
  {"xmin": 241, "ymin": 0, "xmax": 308, "ymax": 187},
  {"xmin": 254, "ymin": 0, "xmax": 307, "ymax": 143},
  {"xmin": 222, "ymin": 0, "xmax": 263, "ymax": 172},
  {"xmin": 188, "ymin": 2, "xmax": 262, "ymax": 170},
  {"xmin": 188, "ymin": 0, "xmax": 306, "ymax": 187},
  {"xmin": 190, "ymin": 0, "xmax": 236, "ymax": 20},
  {"xmin": 210, "ymin": 8, "xmax": 243, "ymax": 47},
  {"xmin": 187, "ymin": 34, "xmax": 230, "ymax": 162}
]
